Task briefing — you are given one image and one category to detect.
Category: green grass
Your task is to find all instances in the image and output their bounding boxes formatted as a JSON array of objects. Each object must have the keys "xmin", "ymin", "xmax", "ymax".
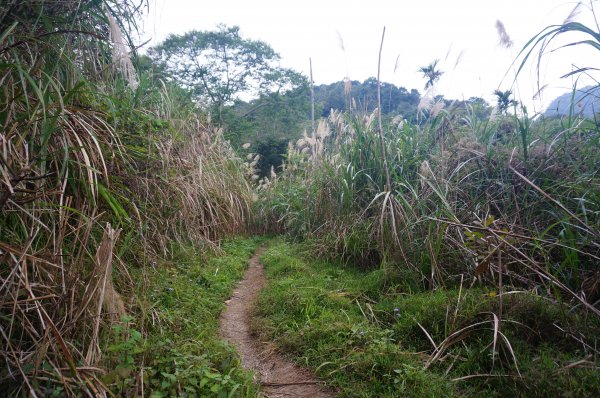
[
  {"xmin": 254, "ymin": 240, "xmax": 600, "ymax": 397},
  {"xmin": 105, "ymin": 237, "xmax": 264, "ymax": 397}
]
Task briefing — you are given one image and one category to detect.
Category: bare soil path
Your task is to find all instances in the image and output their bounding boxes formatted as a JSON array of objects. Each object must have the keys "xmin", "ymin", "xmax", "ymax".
[{"xmin": 220, "ymin": 247, "xmax": 332, "ymax": 398}]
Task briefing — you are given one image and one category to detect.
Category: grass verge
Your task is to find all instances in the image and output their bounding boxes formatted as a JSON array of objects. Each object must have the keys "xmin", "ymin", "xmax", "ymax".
[
  {"xmin": 254, "ymin": 240, "xmax": 599, "ymax": 397},
  {"xmin": 105, "ymin": 237, "xmax": 263, "ymax": 397}
]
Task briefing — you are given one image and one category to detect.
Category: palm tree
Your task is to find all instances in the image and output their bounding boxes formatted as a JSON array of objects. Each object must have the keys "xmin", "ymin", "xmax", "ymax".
[
  {"xmin": 493, "ymin": 89, "xmax": 516, "ymax": 114},
  {"xmin": 419, "ymin": 60, "xmax": 444, "ymax": 90}
]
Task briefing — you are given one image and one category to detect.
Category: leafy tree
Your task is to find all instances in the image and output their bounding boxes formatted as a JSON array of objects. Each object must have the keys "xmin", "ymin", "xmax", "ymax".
[
  {"xmin": 419, "ymin": 60, "xmax": 444, "ymax": 90},
  {"xmin": 466, "ymin": 96, "xmax": 490, "ymax": 108},
  {"xmin": 149, "ymin": 25, "xmax": 300, "ymax": 121},
  {"xmin": 222, "ymin": 80, "xmax": 310, "ymax": 176},
  {"xmin": 224, "ymin": 80, "xmax": 310, "ymax": 144},
  {"xmin": 463, "ymin": 96, "xmax": 493, "ymax": 120}
]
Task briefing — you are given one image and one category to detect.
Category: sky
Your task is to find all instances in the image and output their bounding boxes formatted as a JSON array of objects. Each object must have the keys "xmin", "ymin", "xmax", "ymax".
[{"xmin": 139, "ymin": 0, "xmax": 600, "ymax": 112}]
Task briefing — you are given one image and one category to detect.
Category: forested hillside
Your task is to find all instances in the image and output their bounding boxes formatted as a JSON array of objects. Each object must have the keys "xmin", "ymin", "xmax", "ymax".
[
  {"xmin": 221, "ymin": 78, "xmax": 432, "ymax": 176},
  {"xmin": 545, "ymin": 85, "xmax": 600, "ymax": 117}
]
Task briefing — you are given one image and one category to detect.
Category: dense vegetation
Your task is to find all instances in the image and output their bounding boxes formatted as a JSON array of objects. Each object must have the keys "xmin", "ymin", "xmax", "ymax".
[
  {"xmin": 253, "ymin": 9, "xmax": 600, "ymax": 396},
  {"xmin": 1, "ymin": 1, "xmax": 599, "ymax": 397},
  {"xmin": 0, "ymin": 1, "xmax": 253, "ymax": 395}
]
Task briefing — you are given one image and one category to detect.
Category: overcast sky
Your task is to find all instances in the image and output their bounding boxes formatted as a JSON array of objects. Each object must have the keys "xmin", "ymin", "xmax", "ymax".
[{"xmin": 140, "ymin": 0, "xmax": 600, "ymax": 112}]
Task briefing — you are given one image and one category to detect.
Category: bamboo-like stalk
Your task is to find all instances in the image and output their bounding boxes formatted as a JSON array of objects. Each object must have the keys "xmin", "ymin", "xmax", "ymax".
[
  {"xmin": 310, "ymin": 57, "xmax": 316, "ymax": 165},
  {"xmin": 376, "ymin": 27, "xmax": 391, "ymax": 192}
]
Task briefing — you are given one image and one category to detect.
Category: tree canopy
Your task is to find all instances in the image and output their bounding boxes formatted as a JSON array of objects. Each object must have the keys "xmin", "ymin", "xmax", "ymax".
[{"xmin": 149, "ymin": 25, "xmax": 302, "ymax": 110}]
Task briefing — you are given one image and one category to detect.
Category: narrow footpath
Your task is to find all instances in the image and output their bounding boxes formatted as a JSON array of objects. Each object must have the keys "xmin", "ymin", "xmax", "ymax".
[{"xmin": 219, "ymin": 248, "xmax": 332, "ymax": 398}]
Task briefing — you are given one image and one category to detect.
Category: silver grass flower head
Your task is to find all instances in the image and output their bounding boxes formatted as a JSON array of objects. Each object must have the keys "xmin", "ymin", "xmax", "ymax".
[
  {"xmin": 316, "ymin": 120, "xmax": 330, "ymax": 139},
  {"xmin": 430, "ymin": 100, "xmax": 445, "ymax": 118},
  {"xmin": 419, "ymin": 161, "xmax": 434, "ymax": 183},
  {"xmin": 564, "ymin": 2, "xmax": 582, "ymax": 24},
  {"xmin": 418, "ymin": 90, "xmax": 434, "ymax": 112},
  {"xmin": 337, "ymin": 31, "xmax": 346, "ymax": 52},
  {"xmin": 392, "ymin": 115, "xmax": 405, "ymax": 128},
  {"xmin": 107, "ymin": 11, "xmax": 138, "ymax": 89},
  {"xmin": 344, "ymin": 77, "xmax": 352, "ymax": 97},
  {"xmin": 365, "ymin": 112, "xmax": 376, "ymax": 127},
  {"xmin": 394, "ymin": 54, "xmax": 401, "ymax": 73},
  {"xmin": 454, "ymin": 50, "xmax": 464, "ymax": 70},
  {"xmin": 329, "ymin": 110, "xmax": 343, "ymax": 125},
  {"xmin": 495, "ymin": 20, "xmax": 513, "ymax": 49}
]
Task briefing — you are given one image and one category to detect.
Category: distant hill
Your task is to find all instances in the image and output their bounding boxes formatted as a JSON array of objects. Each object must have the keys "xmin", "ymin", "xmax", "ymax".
[
  {"xmin": 313, "ymin": 79, "xmax": 492, "ymax": 121},
  {"xmin": 544, "ymin": 86, "xmax": 600, "ymax": 117},
  {"xmin": 313, "ymin": 78, "xmax": 421, "ymax": 119}
]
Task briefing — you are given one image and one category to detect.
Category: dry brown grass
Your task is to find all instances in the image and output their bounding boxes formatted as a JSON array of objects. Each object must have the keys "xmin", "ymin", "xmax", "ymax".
[{"xmin": 0, "ymin": 1, "xmax": 253, "ymax": 395}]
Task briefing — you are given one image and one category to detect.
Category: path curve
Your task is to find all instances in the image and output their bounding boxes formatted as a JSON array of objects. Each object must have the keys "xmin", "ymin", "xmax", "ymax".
[{"xmin": 220, "ymin": 248, "xmax": 332, "ymax": 398}]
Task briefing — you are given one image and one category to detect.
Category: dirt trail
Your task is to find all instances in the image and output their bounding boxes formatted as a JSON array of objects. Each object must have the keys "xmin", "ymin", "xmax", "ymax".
[{"xmin": 220, "ymin": 248, "xmax": 332, "ymax": 398}]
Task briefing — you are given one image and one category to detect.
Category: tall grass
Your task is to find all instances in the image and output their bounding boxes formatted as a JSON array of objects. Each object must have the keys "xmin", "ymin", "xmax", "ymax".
[
  {"xmin": 259, "ymin": 97, "xmax": 600, "ymax": 387},
  {"xmin": 258, "ymin": 10, "xmax": 600, "ymax": 336},
  {"xmin": 0, "ymin": 1, "xmax": 252, "ymax": 395}
]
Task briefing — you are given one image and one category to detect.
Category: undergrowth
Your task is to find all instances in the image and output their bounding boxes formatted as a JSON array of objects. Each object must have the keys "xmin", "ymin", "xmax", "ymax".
[
  {"xmin": 107, "ymin": 237, "xmax": 262, "ymax": 397},
  {"xmin": 255, "ymin": 240, "xmax": 600, "ymax": 397}
]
